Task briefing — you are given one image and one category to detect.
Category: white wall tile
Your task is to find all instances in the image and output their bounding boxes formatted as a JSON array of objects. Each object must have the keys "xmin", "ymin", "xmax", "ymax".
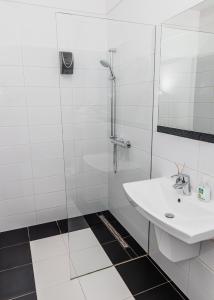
[
  {"xmin": 0, "ymin": 145, "xmax": 31, "ymax": 165},
  {"xmin": 0, "ymin": 212, "xmax": 37, "ymax": 232},
  {"xmin": 28, "ymin": 107, "xmax": 61, "ymax": 125},
  {"xmin": 32, "ymin": 158, "xmax": 64, "ymax": 178},
  {"xmin": 0, "ymin": 196, "xmax": 35, "ymax": 217},
  {"xmin": 198, "ymin": 142, "xmax": 214, "ymax": 177},
  {"xmin": 188, "ymin": 259, "xmax": 214, "ymax": 300},
  {"xmin": 73, "ymin": 87, "xmax": 108, "ymax": 106},
  {"xmin": 60, "ymin": 88, "xmax": 74, "ymax": 106},
  {"xmin": 31, "ymin": 142, "xmax": 63, "ymax": 160},
  {"xmin": 153, "ymin": 132, "xmax": 199, "ymax": 170},
  {"xmin": 24, "ymin": 67, "xmax": 58, "ymax": 87},
  {"xmin": 37, "ymin": 205, "xmax": 67, "ymax": 224},
  {"xmin": 0, "ymin": 87, "xmax": 26, "ymax": 107},
  {"xmin": 60, "ymin": 69, "xmax": 107, "ymax": 88},
  {"xmin": 35, "ymin": 190, "xmax": 66, "ymax": 210},
  {"xmin": 0, "ymin": 179, "xmax": 34, "ymax": 201},
  {"xmin": 29, "ymin": 125, "xmax": 62, "ymax": 143},
  {"xmin": 0, "ymin": 66, "xmax": 24, "ymax": 86},
  {"xmin": 0, "ymin": 107, "xmax": 28, "ymax": 126},
  {"xmin": 20, "ymin": 6, "xmax": 57, "ymax": 48},
  {"xmin": 0, "ymin": 3, "xmax": 22, "ymax": 66},
  {"xmin": 34, "ymin": 175, "xmax": 65, "ymax": 194},
  {"xmin": 22, "ymin": 46, "xmax": 58, "ymax": 68},
  {"xmin": 0, "ymin": 162, "xmax": 32, "ymax": 181},
  {"xmin": 26, "ymin": 87, "xmax": 60, "ymax": 106},
  {"xmin": 198, "ymin": 241, "xmax": 214, "ymax": 270}
]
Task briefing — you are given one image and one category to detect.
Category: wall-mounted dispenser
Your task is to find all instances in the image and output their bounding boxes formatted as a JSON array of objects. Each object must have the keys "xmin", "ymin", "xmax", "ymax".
[{"xmin": 59, "ymin": 51, "xmax": 74, "ymax": 75}]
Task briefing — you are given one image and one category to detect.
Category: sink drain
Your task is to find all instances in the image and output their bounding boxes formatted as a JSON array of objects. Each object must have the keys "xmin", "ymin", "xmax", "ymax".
[{"xmin": 165, "ymin": 213, "xmax": 175, "ymax": 219}]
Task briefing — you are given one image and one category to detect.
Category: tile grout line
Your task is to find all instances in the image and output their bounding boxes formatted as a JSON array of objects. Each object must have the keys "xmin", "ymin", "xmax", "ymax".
[
  {"xmin": 133, "ymin": 281, "xmax": 171, "ymax": 298},
  {"xmin": 0, "ymin": 241, "xmax": 30, "ymax": 251},
  {"xmin": 0, "ymin": 262, "xmax": 33, "ymax": 274},
  {"xmin": 10, "ymin": 291, "xmax": 36, "ymax": 300}
]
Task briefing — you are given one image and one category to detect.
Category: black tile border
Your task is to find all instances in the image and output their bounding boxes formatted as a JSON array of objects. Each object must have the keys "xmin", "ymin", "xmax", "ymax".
[
  {"xmin": 57, "ymin": 216, "xmax": 89, "ymax": 234},
  {"xmin": 116, "ymin": 256, "xmax": 168, "ymax": 295},
  {"xmin": 134, "ymin": 282, "xmax": 186, "ymax": 300},
  {"xmin": 0, "ymin": 228, "xmax": 29, "ymax": 249},
  {"xmin": 28, "ymin": 221, "xmax": 60, "ymax": 241},
  {"xmin": 157, "ymin": 125, "xmax": 214, "ymax": 143}
]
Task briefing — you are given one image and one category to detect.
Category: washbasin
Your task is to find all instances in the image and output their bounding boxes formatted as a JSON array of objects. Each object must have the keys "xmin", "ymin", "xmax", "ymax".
[{"xmin": 123, "ymin": 177, "xmax": 214, "ymax": 245}]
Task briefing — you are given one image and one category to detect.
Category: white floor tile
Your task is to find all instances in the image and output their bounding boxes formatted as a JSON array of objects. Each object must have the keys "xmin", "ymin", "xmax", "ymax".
[
  {"xmin": 37, "ymin": 279, "xmax": 86, "ymax": 300},
  {"xmin": 30, "ymin": 235, "xmax": 67, "ymax": 262},
  {"xmin": 33, "ymin": 254, "xmax": 75, "ymax": 290},
  {"xmin": 79, "ymin": 267, "xmax": 132, "ymax": 300},
  {"xmin": 71, "ymin": 245, "xmax": 112, "ymax": 277},
  {"xmin": 63, "ymin": 228, "xmax": 100, "ymax": 253}
]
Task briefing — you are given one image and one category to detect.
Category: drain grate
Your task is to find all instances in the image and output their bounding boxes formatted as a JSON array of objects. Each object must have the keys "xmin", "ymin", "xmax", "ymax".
[{"xmin": 98, "ymin": 214, "xmax": 129, "ymax": 249}]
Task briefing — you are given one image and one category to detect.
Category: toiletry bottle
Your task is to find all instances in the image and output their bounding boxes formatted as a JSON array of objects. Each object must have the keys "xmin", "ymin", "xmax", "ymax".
[{"xmin": 197, "ymin": 183, "xmax": 211, "ymax": 202}]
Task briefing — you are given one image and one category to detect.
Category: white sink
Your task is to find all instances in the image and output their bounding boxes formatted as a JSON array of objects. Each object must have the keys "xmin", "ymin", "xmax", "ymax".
[{"xmin": 123, "ymin": 177, "xmax": 214, "ymax": 262}]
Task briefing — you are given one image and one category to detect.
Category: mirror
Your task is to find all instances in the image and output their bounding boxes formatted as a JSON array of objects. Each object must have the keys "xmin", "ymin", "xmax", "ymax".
[{"xmin": 158, "ymin": 0, "xmax": 214, "ymax": 142}]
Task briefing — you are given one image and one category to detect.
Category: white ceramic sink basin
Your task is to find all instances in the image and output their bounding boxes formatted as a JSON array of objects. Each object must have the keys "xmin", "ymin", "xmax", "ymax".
[{"xmin": 123, "ymin": 177, "xmax": 214, "ymax": 245}]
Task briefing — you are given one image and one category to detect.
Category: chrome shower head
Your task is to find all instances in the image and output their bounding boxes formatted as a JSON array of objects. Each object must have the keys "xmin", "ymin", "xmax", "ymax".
[
  {"xmin": 100, "ymin": 60, "xmax": 111, "ymax": 68},
  {"xmin": 100, "ymin": 60, "xmax": 115, "ymax": 79}
]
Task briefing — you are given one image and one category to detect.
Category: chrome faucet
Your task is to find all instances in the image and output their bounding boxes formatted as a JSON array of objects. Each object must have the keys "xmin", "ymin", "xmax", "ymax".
[{"xmin": 171, "ymin": 173, "xmax": 191, "ymax": 196}]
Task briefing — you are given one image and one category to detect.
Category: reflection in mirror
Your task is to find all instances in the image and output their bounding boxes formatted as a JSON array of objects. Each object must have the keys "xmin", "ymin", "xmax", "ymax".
[{"xmin": 158, "ymin": 0, "xmax": 214, "ymax": 142}]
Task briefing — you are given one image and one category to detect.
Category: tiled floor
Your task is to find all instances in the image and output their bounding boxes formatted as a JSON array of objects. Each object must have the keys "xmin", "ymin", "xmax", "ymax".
[{"xmin": 0, "ymin": 211, "xmax": 189, "ymax": 300}]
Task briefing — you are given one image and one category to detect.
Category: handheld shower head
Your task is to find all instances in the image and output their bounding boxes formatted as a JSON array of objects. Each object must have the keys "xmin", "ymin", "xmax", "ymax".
[
  {"xmin": 100, "ymin": 60, "xmax": 115, "ymax": 79},
  {"xmin": 100, "ymin": 60, "xmax": 110, "ymax": 68}
]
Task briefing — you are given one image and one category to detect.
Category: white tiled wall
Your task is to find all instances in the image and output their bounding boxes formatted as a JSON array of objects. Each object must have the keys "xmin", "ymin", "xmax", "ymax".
[
  {"xmin": 0, "ymin": 2, "xmax": 68, "ymax": 231},
  {"xmin": 0, "ymin": 0, "xmax": 115, "ymax": 231},
  {"xmin": 56, "ymin": 13, "xmax": 109, "ymax": 218}
]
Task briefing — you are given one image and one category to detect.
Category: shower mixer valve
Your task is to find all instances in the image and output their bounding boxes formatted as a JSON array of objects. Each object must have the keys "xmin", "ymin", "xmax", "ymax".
[{"xmin": 110, "ymin": 136, "xmax": 131, "ymax": 149}]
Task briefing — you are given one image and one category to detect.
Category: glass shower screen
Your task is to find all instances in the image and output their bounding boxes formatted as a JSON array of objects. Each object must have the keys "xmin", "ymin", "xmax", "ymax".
[{"xmin": 56, "ymin": 12, "xmax": 155, "ymax": 279}]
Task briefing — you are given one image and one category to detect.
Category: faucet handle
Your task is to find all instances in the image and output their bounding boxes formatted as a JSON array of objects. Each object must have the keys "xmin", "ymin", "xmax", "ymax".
[{"xmin": 171, "ymin": 174, "xmax": 182, "ymax": 184}]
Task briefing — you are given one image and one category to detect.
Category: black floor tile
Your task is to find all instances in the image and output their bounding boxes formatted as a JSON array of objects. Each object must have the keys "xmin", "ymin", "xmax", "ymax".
[
  {"xmin": 0, "ymin": 265, "xmax": 35, "ymax": 300},
  {"xmin": 125, "ymin": 236, "xmax": 146, "ymax": 257},
  {"xmin": 16, "ymin": 292, "xmax": 37, "ymax": 300},
  {"xmin": 116, "ymin": 257, "xmax": 167, "ymax": 295},
  {"xmin": 147, "ymin": 257, "xmax": 170, "ymax": 281},
  {"xmin": 84, "ymin": 213, "xmax": 102, "ymax": 227},
  {"xmin": 102, "ymin": 240, "xmax": 131, "ymax": 264},
  {"xmin": 0, "ymin": 228, "xmax": 29, "ymax": 248},
  {"xmin": 90, "ymin": 222, "xmax": 116, "ymax": 244},
  {"xmin": 0, "ymin": 243, "xmax": 32, "ymax": 271},
  {"xmin": 170, "ymin": 282, "xmax": 189, "ymax": 300},
  {"xmin": 57, "ymin": 217, "xmax": 89, "ymax": 234},
  {"xmin": 134, "ymin": 283, "xmax": 184, "ymax": 300},
  {"xmin": 28, "ymin": 222, "xmax": 60, "ymax": 241}
]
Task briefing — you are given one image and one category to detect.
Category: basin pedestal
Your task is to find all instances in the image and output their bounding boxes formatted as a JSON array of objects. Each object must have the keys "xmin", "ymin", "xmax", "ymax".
[{"xmin": 154, "ymin": 226, "xmax": 200, "ymax": 262}]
